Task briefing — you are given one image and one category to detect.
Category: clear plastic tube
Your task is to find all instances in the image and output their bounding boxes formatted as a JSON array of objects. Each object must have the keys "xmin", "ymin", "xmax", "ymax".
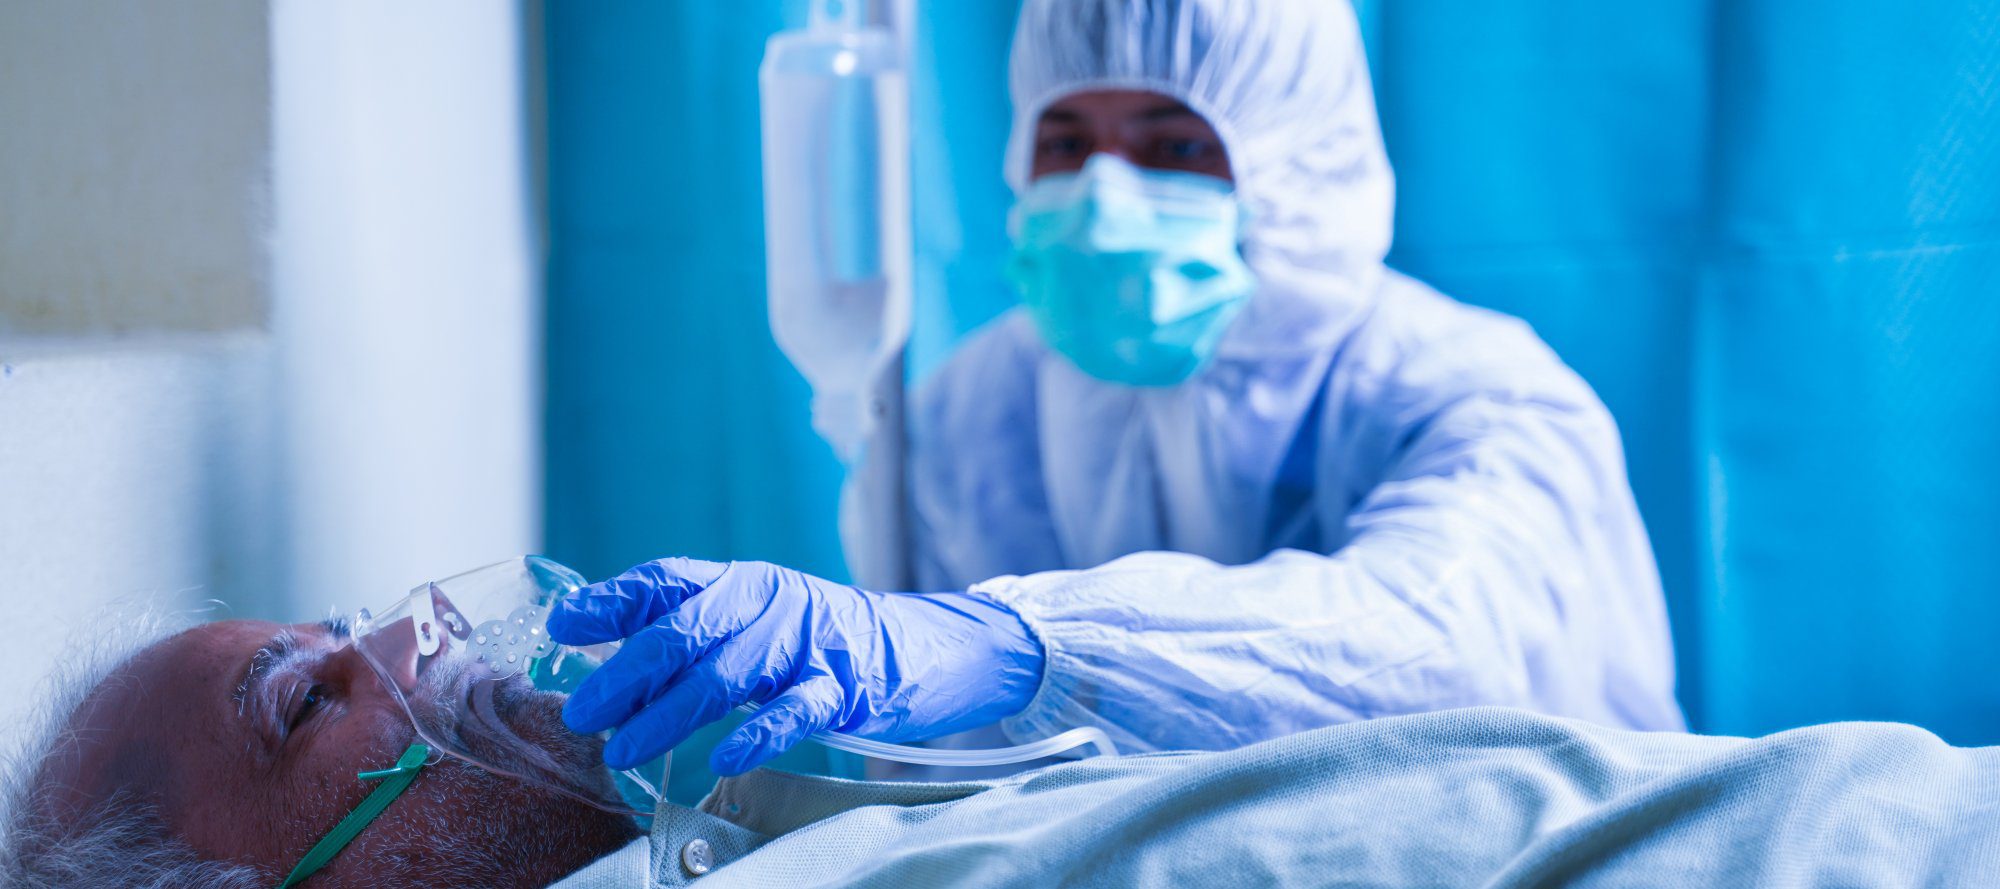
[
  {"xmin": 814, "ymin": 726, "xmax": 1121, "ymax": 766},
  {"xmin": 736, "ymin": 703, "xmax": 1120, "ymax": 765}
]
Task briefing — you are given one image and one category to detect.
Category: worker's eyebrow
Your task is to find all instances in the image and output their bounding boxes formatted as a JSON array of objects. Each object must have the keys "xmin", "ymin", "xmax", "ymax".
[
  {"xmin": 1039, "ymin": 108, "xmax": 1084, "ymax": 125},
  {"xmin": 1138, "ymin": 103, "xmax": 1200, "ymax": 122}
]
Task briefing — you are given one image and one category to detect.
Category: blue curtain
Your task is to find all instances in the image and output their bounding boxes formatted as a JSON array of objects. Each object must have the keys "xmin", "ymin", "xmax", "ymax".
[
  {"xmin": 542, "ymin": 0, "xmax": 856, "ymax": 800},
  {"xmin": 544, "ymin": 0, "xmax": 2000, "ymax": 802},
  {"xmin": 1356, "ymin": 0, "xmax": 2000, "ymax": 741},
  {"xmin": 907, "ymin": 3, "xmax": 1022, "ymax": 379}
]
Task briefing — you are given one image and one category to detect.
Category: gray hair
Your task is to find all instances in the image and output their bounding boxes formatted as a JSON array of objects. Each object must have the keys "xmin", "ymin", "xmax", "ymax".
[{"xmin": 0, "ymin": 614, "xmax": 263, "ymax": 889}]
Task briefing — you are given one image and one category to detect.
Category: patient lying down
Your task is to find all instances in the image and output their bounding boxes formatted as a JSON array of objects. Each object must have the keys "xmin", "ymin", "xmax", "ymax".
[{"xmin": 5, "ymin": 617, "xmax": 1997, "ymax": 887}]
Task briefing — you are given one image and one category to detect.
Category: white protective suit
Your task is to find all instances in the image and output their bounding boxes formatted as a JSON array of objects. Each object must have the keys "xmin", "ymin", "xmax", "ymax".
[{"xmin": 825, "ymin": 0, "xmax": 1684, "ymax": 757}]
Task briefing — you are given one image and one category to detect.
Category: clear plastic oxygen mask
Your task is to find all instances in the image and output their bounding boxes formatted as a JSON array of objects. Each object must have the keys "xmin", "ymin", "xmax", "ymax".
[
  {"xmin": 354, "ymin": 557, "xmax": 1117, "ymax": 817},
  {"xmin": 351, "ymin": 556, "xmax": 663, "ymax": 816}
]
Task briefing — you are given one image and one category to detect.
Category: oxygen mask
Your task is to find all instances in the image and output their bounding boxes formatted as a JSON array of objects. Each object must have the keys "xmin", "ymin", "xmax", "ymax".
[
  {"xmin": 352, "ymin": 556, "xmax": 665, "ymax": 816},
  {"xmin": 353, "ymin": 556, "xmax": 1118, "ymax": 819}
]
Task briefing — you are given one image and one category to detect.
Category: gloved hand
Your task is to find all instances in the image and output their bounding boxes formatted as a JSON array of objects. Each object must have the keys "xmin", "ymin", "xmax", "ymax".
[{"xmin": 547, "ymin": 557, "xmax": 1046, "ymax": 775}]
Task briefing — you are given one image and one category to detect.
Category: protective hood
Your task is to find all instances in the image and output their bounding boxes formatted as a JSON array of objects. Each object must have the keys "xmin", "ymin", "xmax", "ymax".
[{"xmin": 1006, "ymin": 0, "xmax": 1395, "ymax": 359}]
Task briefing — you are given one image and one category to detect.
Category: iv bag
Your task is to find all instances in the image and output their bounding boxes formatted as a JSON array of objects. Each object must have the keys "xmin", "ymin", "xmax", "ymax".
[{"xmin": 760, "ymin": 2, "xmax": 913, "ymax": 460}]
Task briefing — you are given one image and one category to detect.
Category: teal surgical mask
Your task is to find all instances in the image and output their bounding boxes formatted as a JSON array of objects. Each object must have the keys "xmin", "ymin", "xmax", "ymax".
[{"xmin": 1006, "ymin": 153, "xmax": 1255, "ymax": 387}]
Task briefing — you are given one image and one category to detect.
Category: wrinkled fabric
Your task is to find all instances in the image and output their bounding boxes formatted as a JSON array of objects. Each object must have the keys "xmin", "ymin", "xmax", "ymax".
[
  {"xmin": 919, "ymin": 280, "xmax": 1683, "ymax": 752},
  {"xmin": 874, "ymin": 0, "xmax": 1683, "ymax": 758},
  {"xmin": 632, "ymin": 709, "xmax": 2000, "ymax": 887},
  {"xmin": 548, "ymin": 558, "xmax": 1044, "ymax": 775},
  {"xmin": 549, "ymin": 837, "xmax": 650, "ymax": 889}
]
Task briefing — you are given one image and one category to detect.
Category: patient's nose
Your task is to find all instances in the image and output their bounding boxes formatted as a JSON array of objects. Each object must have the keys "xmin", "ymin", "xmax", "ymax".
[
  {"xmin": 353, "ymin": 585, "xmax": 466, "ymax": 691},
  {"xmin": 357, "ymin": 615, "xmax": 423, "ymax": 690}
]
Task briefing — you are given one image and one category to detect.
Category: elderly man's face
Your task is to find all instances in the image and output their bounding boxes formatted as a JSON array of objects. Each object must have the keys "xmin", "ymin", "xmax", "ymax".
[{"xmin": 32, "ymin": 619, "xmax": 639, "ymax": 886}]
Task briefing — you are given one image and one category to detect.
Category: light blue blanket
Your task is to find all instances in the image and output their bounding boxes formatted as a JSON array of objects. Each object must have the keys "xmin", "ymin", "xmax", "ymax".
[{"xmin": 571, "ymin": 708, "xmax": 2000, "ymax": 887}]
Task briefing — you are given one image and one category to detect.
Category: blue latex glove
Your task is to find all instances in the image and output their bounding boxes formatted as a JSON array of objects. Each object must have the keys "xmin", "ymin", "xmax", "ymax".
[{"xmin": 547, "ymin": 558, "xmax": 1046, "ymax": 775}]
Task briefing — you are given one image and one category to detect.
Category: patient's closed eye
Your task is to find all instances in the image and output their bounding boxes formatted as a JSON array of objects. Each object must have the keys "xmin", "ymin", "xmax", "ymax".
[{"xmin": 290, "ymin": 683, "xmax": 328, "ymax": 732}]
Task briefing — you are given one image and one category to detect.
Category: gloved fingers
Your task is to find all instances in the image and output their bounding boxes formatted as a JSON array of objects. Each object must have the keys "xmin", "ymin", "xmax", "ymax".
[
  {"xmin": 546, "ymin": 556, "xmax": 730, "ymax": 646},
  {"xmin": 561, "ymin": 568, "xmax": 769, "ymax": 735},
  {"xmin": 709, "ymin": 674, "xmax": 847, "ymax": 776},
  {"xmin": 600, "ymin": 656, "xmax": 737, "ymax": 771}
]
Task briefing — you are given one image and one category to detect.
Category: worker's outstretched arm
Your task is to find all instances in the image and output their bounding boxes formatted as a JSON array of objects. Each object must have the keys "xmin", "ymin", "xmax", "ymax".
[{"xmin": 972, "ymin": 352, "xmax": 1683, "ymax": 752}]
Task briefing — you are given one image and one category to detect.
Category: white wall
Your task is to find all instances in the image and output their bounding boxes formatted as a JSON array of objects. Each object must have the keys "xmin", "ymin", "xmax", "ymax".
[
  {"xmin": 0, "ymin": 0, "xmax": 538, "ymax": 736},
  {"xmin": 0, "ymin": 0, "xmax": 281, "ymax": 736},
  {"xmin": 270, "ymin": 0, "xmax": 540, "ymax": 611},
  {"xmin": 0, "ymin": 335, "xmax": 282, "ymax": 688}
]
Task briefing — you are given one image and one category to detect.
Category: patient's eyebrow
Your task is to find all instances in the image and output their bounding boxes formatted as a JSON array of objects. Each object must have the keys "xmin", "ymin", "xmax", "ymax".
[
  {"xmin": 231, "ymin": 618, "xmax": 353, "ymax": 718},
  {"xmin": 234, "ymin": 630, "xmax": 303, "ymax": 717},
  {"xmin": 318, "ymin": 615, "xmax": 351, "ymax": 642}
]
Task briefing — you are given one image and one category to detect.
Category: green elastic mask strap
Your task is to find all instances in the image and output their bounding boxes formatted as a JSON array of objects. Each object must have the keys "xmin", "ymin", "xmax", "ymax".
[{"xmin": 275, "ymin": 743, "xmax": 431, "ymax": 889}]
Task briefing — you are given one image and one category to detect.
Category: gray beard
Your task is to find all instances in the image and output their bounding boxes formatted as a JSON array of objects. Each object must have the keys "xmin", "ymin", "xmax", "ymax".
[
  {"xmin": 330, "ymin": 659, "xmax": 641, "ymax": 886},
  {"xmin": 407, "ymin": 653, "xmax": 627, "ymax": 811},
  {"xmin": 356, "ymin": 758, "xmax": 620, "ymax": 887}
]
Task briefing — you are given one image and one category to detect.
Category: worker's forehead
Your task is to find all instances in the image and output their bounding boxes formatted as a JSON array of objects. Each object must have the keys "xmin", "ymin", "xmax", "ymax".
[{"xmin": 1041, "ymin": 89, "xmax": 1197, "ymax": 120}]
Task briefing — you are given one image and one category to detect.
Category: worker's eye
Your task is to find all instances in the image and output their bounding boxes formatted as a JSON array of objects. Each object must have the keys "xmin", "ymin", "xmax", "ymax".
[
  {"xmin": 1152, "ymin": 138, "xmax": 1219, "ymax": 164},
  {"xmin": 1037, "ymin": 135, "xmax": 1089, "ymax": 158}
]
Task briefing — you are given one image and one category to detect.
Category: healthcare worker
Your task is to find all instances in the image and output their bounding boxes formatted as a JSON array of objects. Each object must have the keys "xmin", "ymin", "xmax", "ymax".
[{"xmin": 550, "ymin": 0, "xmax": 1685, "ymax": 778}]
